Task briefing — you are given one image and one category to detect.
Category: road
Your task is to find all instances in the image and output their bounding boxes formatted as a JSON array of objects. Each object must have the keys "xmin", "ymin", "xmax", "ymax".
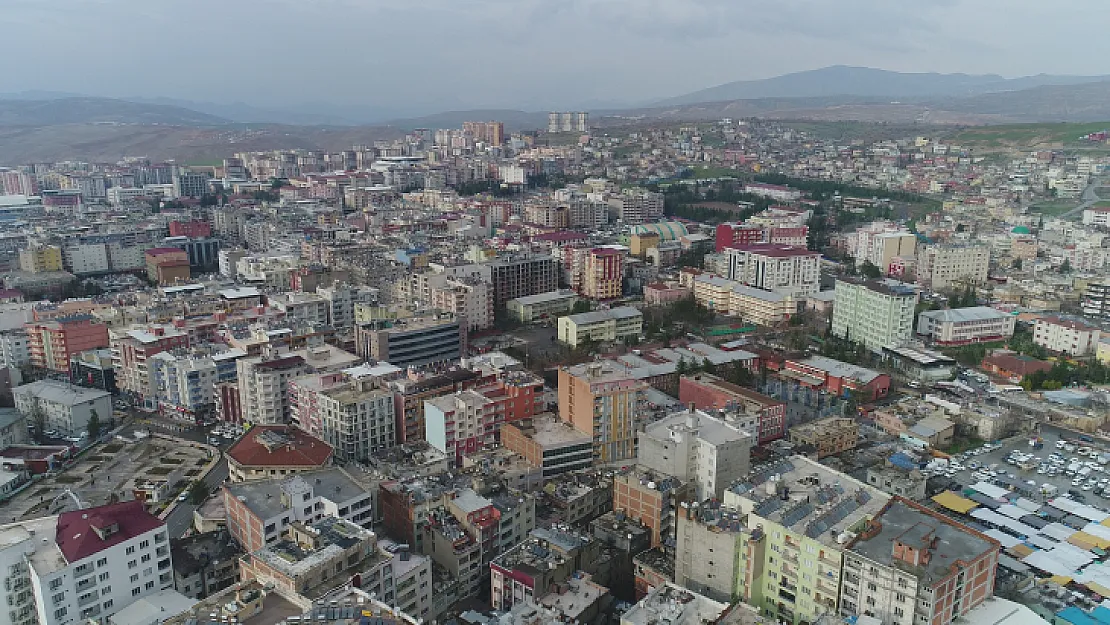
[
  {"xmin": 1061, "ymin": 176, "xmax": 1108, "ymax": 219},
  {"xmin": 163, "ymin": 457, "xmax": 229, "ymax": 538}
]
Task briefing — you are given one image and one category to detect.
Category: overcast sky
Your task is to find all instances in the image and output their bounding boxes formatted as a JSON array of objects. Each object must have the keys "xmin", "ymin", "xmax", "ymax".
[{"xmin": 2, "ymin": 0, "xmax": 1107, "ymax": 114}]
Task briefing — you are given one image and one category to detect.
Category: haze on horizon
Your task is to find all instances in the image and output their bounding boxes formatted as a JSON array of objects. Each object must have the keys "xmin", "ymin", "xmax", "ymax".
[{"xmin": 2, "ymin": 0, "xmax": 1107, "ymax": 115}]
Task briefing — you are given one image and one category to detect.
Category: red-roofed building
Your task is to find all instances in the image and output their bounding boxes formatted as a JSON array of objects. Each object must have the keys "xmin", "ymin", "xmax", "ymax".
[
  {"xmin": 144, "ymin": 247, "xmax": 190, "ymax": 285},
  {"xmin": 226, "ymin": 424, "xmax": 333, "ymax": 481}
]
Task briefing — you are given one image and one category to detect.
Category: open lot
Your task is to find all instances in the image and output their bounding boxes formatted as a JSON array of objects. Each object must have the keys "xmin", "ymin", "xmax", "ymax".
[
  {"xmin": 0, "ymin": 436, "xmax": 214, "ymax": 524},
  {"xmin": 935, "ymin": 427, "xmax": 1110, "ymax": 505}
]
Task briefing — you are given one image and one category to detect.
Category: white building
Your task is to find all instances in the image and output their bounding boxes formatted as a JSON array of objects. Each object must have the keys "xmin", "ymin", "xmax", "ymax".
[
  {"xmin": 238, "ymin": 346, "xmax": 358, "ymax": 425},
  {"xmin": 557, "ymin": 306, "xmax": 644, "ymax": 347},
  {"xmin": 150, "ymin": 347, "xmax": 245, "ymax": 420},
  {"xmin": 1082, "ymin": 207, "xmax": 1110, "ymax": 227},
  {"xmin": 1033, "ymin": 316, "xmax": 1101, "ymax": 356},
  {"xmin": 742, "ymin": 183, "xmax": 802, "ymax": 202},
  {"xmin": 317, "ymin": 285, "xmax": 377, "ymax": 330},
  {"xmin": 831, "ymin": 278, "xmax": 918, "ymax": 352},
  {"xmin": 13, "ymin": 381, "xmax": 111, "ymax": 436},
  {"xmin": 916, "ymin": 307, "xmax": 1016, "ymax": 346},
  {"xmin": 724, "ymin": 245, "xmax": 820, "ymax": 299},
  {"xmin": 106, "ymin": 187, "xmax": 149, "ymax": 206},
  {"xmin": 637, "ymin": 407, "xmax": 752, "ymax": 500},
  {"xmin": 846, "ymin": 222, "xmax": 918, "ymax": 272},
  {"xmin": 0, "ymin": 500, "xmax": 173, "ymax": 625},
  {"xmin": 430, "ymin": 278, "xmax": 493, "ymax": 331},
  {"xmin": 290, "ymin": 374, "xmax": 396, "ymax": 462},
  {"xmin": 269, "ymin": 292, "xmax": 330, "ymax": 327},
  {"xmin": 608, "ymin": 189, "xmax": 664, "ymax": 225},
  {"xmin": 916, "ymin": 243, "xmax": 990, "ymax": 290},
  {"xmin": 0, "ymin": 330, "xmax": 30, "ymax": 370}
]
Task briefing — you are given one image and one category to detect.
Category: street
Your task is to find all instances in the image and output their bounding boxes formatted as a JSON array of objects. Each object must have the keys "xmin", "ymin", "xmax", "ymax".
[
  {"xmin": 1060, "ymin": 175, "xmax": 1108, "ymax": 219},
  {"xmin": 163, "ymin": 457, "xmax": 229, "ymax": 538}
]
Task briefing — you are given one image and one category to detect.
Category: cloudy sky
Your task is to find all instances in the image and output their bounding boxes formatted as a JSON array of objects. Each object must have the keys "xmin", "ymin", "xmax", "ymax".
[{"xmin": 1, "ymin": 0, "xmax": 1106, "ymax": 116}]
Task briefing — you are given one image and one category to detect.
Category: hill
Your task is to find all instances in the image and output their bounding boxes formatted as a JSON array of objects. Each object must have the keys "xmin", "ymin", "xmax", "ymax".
[
  {"xmin": 657, "ymin": 66, "xmax": 1110, "ymax": 107},
  {"xmin": 0, "ymin": 97, "xmax": 228, "ymax": 127}
]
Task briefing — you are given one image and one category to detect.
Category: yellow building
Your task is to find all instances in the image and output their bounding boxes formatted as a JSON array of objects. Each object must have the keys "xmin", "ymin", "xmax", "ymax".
[
  {"xmin": 18, "ymin": 245, "xmax": 63, "ymax": 273},
  {"xmin": 1098, "ymin": 337, "xmax": 1110, "ymax": 365},
  {"xmin": 692, "ymin": 275, "xmax": 795, "ymax": 326},
  {"xmin": 630, "ymin": 233, "xmax": 661, "ymax": 258},
  {"xmin": 557, "ymin": 306, "xmax": 643, "ymax": 347}
]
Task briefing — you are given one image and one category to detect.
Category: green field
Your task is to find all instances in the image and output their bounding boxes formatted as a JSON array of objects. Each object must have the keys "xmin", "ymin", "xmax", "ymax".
[
  {"xmin": 1029, "ymin": 199, "xmax": 1080, "ymax": 216},
  {"xmin": 691, "ymin": 166, "xmax": 740, "ymax": 179},
  {"xmin": 949, "ymin": 122, "xmax": 1110, "ymax": 150}
]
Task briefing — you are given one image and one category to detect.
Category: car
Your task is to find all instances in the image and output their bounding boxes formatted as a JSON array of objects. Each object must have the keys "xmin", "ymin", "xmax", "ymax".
[
  {"xmin": 222, "ymin": 432, "xmax": 236, "ymax": 440},
  {"xmin": 177, "ymin": 493, "xmax": 188, "ymax": 502},
  {"xmin": 969, "ymin": 461, "xmax": 980, "ymax": 470},
  {"xmin": 1057, "ymin": 440, "xmax": 1068, "ymax": 449},
  {"xmin": 1084, "ymin": 483, "xmax": 1095, "ymax": 491},
  {"xmin": 1037, "ymin": 467, "xmax": 1047, "ymax": 474},
  {"xmin": 995, "ymin": 469, "xmax": 1006, "ymax": 475},
  {"xmin": 208, "ymin": 438, "xmax": 220, "ymax": 446},
  {"xmin": 1074, "ymin": 478, "xmax": 1085, "ymax": 486},
  {"xmin": 1066, "ymin": 444, "xmax": 1078, "ymax": 452}
]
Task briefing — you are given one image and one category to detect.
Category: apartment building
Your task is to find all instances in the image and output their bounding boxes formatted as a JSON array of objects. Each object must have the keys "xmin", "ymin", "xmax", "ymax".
[
  {"xmin": 490, "ymin": 526, "xmax": 602, "ymax": 612},
  {"xmin": 831, "ymin": 278, "xmax": 917, "ymax": 353},
  {"xmin": 0, "ymin": 500, "xmax": 172, "ymax": 625},
  {"xmin": 500, "ymin": 413, "xmax": 594, "ymax": 478},
  {"xmin": 26, "ymin": 315, "xmax": 109, "ymax": 373},
  {"xmin": 18, "ymin": 246, "xmax": 63, "ymax": 274},
  {"xmin": 693, "ymin": 275, "xmax": 796, "ymax": 326},
  {"xmin": 430, "ymin": 278, "xmax": 492, "ymax": 331},
  {"xmin": 223, "ymin": 468, "xmax": 373, "ymax": 553},
  {"xmin": 559, "ymin": 360, "xmax": 649, "ymax": 463},
  {"xmin": 237, "ymin": 516, "xmax": 376, "ymax": 597},
  {"xmin": 483, "ymin": 254, "xmax": 560, "ymax": 309},
  {"xmin": 581, "ymin": 248, "xmax": 625, "ymax": 300},
  {"xmin": 638, "ymin": 406, "xmax": 752, "ymax": 500},
  {"xmin": 225, "ymin": 425, "xmax": 333, "ymax": 482},
  {"xmin": 316, "ymin": 285, "xmax": 378, "ymax": 330},
  {"xmin": 614, "ymin": 466, "xmax": 692, "ymax": 549},
  {"xmin": 675, "ymin": 501, "xmax": 749, "ymax": 603},
  {"xmin": 506, "ymin": 289, "xmax": 578, "ymax": 323},
  {"xmin": 13, "ymin": 380, "xmax": 111, "ymax": 437},
  {"xmin": 789, "ymin": 417, "xmax": 860, "ymax": 458},
  {"xmin": 354, "ymin": 314, "xmax": 465, "ymax": 369},
  {"xmin": 715, "ymin": 222, "xmax": 808, "ymax": 252},
  {"xmin": 780, "ymin": 356, "xmax": 891, "ymax": 401},
  {"xmin": 845, "ymin": 222, "xmax": 917, "ymax": 272},
  {"xmin": 289, "ymin": 373, "xmax": 396, "ymax": 462},
  {"xmin": 678, "ymin": 374, "xmax": 787, "ymax": 443},
  {"xmin": 557, "ymin": 306, "xmax": 643, "ymax": 347},
  {"xmin": 390, "ymin": 369, "xmax": 483, "ymax": 444},
  {"xmin": 1083, "ymin": 279, "xmax": 1110, "ymax": 323},
  {"xmin": 111, "ymin": 325, "xmax": 190, "ymax": 409},
  {"xmin": 724, "ymin": 457, "xmax": 890, "ymax": 625},
  {"xmin": 423, "ymin": 372, "xmax": 541, "ymax": 467},
  {"xmin": 149, "ymin": 347, "xmax": 245, "ymax": 421},
  {"xmin": 916, "ymin": 243, "xmax": 990, "ymax": 290},
  {"xmin": 724, "ymin": 245, "xmax": 820, "ymax": 299},
  {"xmin": 609, "ymin": 188, "xmax": 664, "ymax": 225},
  {"xmin": 268, "ymin": 292, "xmax": 330, "ymax": 327},
  {"xmin": 1033, "ymin": 315, "xmax": 1101, "ymax": 356},
  {"xmin": 742, "ymin": 183, "xmax": 802, "ymax": 201},
  {"xmin": 916, "ymin": 306, "xmax": 1016, "ymax": 346},
  {"xmin": 144, "ymin": 248, "xmax": 190, "ymax": 286},
  {"xmin": 840, "ymin": 498, "xmax": 1000, "ymax": 625},
  {"xmin": 236, "ymin": 352, "xmax": 310, "ymax": 425},
  {"xmin": 0, "ymin": 330, "xmax": 30, "ymax": 371}
]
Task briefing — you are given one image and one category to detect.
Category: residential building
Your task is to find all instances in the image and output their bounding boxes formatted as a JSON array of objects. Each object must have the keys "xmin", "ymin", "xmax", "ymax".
[
  {"xmin": 789, "ymin": 417, "xmax": 860, "ymax": 458},
  {"xmin": 0, "ymin": 329, "xmax": 31, "ymax": 371},
  {"xmin": 0, "ymin": 500, "xmax": 172, "ymax": 625},
  {"xmin": 678, "ymin": 374, "xmax": 786, "ymax": 443},
  {"xmin": 289, "ymin": 373, "xmax": 396, "ymax": 462},
  {"xmin": 390, "ymin": 369, "xmax": 483, "ymax": 444},
  {"xmin": 506, "ymin": 289, "xmax": 578, "ymax": 323},
  {"xmin": 144, "ymin": 248, "xmax": 191, "ymax": 286},
  {"xmin": 840, "ymin": 498, "xmax": 1000, "ymax": 625},
  {"xmin": 779, "ymin": 356, "xmax": 891, "ymax": 401},
  {"xmin": 69, "ymin": 349, "xmax": 116, "ymax": 394},
  {"xmin": 223, "ymin": 468, "xmax": 373, "ymax": 553},
  {"xmin": 742, "ymin": 183, "xmax": 802, "ymax": 201},
  {"xmin": 675, "ymin": 500, "xmax": 749, "ymax": 603},
  {"xmin": 916, "ymin": 307, "xmax": 1016, "ymax": 346},
  {"xmin": 490, "ymin": 526, "xmax": 601, "ymax": 612},
  {"xmin": 1033, "ymin": 316, "xmax": 1101, "ymax": 356},
  {"xmin": 225, "ymin": 425, "xmax": 334, "ymax": 482},
  {"xmin": 831, "ymin": 278, "xmax": 917, "ymax": 352},
  {"xmin": 865, "ymin": 465, "xmax": 927, "ymax": 500},
  {"xmin": 111, "ymin": 325, "xmax": 190, "ymax": 409},
  {"xmin": 557, "ymin": 306, "xmax": 643, "ymax": 347},
  {"xmin": 845, "ymin": 222, "xmax": 917, "ymax": 272},
  {"xmin": 172, "ymin": 171, "xmax": 211, "ymax": 198},
  {"xmin": 150, "ymin": 347, "xmax": 245, "ymax": 421},
  {"xmin": 621, "ymin": 583, "xmax": 727, "ymax": 625},
  {"xmin": 916, "ymin": 243, "xmax": 990, "ymax": 290},
  {"xmin": 500, "ymin": 413, "xmax": 594, "ymax": 477},
  {"xmin": 430, "ymin": 278, "xmax": 492, "ymax": 331},
  {"xmin": 481, "ymin": 254, "xmax": 560, "ymax": 310},
  {"xmin": 724, "ymin": 245, "xmax": 820, "ymax": 299},
  {"xmin": 13, "ymin": 380, "xmax": 111, "ymax": 436},
  {"xmin": 236, "ymin": 351, "xmax": 310, "ymax": 425},
  {"xmin": 26, "ymin": 315, "xmax": 110, "ymax": 373},
  {"xmin": 715, "ymin": 222, "xmax": 808, "ymax": 252},
  {"xmin": 723, "ymin": 456, "xmax": 890, "ymax": 625},
  {"xmin": 559, "ymin": 361, "xmax": 650, "ymax": 463},
  {"xmin": 268, "ymin": 292, "xmax": 330, "ymax": 327},
  {"xmin": 580, "ymin": 248, "xmax": 625, "ymax": 300},
  {"xmin": 171, "ymin": 532, "xmax": 240, "ymax": 600},
  {"xmin": 18, "ymin": 246, "xmax": 63, "ymax": 274},
  {"xmin": 0, "ymin": 408, "xmax": 28, "ymax": 449},
  {"xmin": 638, "ymin": 405, "xmax": 753, "ymax": 500},
  {"xmin": 1082, "ymin": 279, "xmax": 1110, "ymax": 324},
  {"xmin": 316, "ymin": 285, "xmax": 377, "ymax": 330},
  {"xmin": 424, "ymin": 390, "xmax": 496, "ymax": 467},
  {"xmin": 609, "ymin": 189, "xmax": 664, "ymax": 225},
  {"xmin": 614, "ymin": 466, "xmax": 692, "ymax": 549},
  {"xmin": 168, "ymin": 220, "xmax": 212, "ymax": 238},
  {"xmin": 692, "ymin": 275, "xmax": 796, "ymax": 326},
  {"xmin": 354, "ymin": 314, "xmax": 465, "ymax": 369}
]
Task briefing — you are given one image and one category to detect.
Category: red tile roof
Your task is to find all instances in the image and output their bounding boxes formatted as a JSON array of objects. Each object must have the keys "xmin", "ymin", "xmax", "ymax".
[
  {"xmin": 56, "ymin": 500, "xmax": 164, "ymax": 563},
  {"xmin": 226, "ymin": 425, "xmax": 333, "ymax": 468}
]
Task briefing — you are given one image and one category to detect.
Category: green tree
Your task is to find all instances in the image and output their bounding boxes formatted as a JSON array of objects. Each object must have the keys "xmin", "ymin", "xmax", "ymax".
[
  {"xmin": 29, "ymin": 401, "xmax": 46, "ymax": 439},
  {"xmin": 571, "ymin": 300, "xmax": 592, "ymax": 314},
  {"xmin": 676, "ymin": 356, "xmax": 689, "ymax": 376},
  {"xmin": 859, "ymin": 260, "xmax": 882, "ymax": 279},
  {"xmin": 188, "ymin": 480, "xmax": 211, "ymax": 505},
  {"xmin": 87, "ymin": 409, "xmax": 101, "ymax": 440},
  {"xmin": 1011, "ymin": 258, "xmax": 1023, "ymax": 270},
  {"xmin": 1060, "ymin": 259, "xmax": 1072, "ymax": 273}
]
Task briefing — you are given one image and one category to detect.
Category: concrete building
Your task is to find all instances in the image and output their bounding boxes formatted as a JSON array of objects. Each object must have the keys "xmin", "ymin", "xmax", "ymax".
[
  {"xmin": 506, "ymin": 290, "xmax": 578, "ymax": 323},
  {"xmin": 678, "ymin": 374, "xmax": 787, "ymax": 443},
  {"xmin": 675, "ymin": 501, "xmax": 749, "ymax": 603},
  {"xmin": 780, "ymin": 356, "xmax": 891, "ymax": 401},
  {"xmin": 1033, "ymin": 316, "xmax": 1101, "ymax": 356},
  {"xmin": 916, "ymin": 243, "xmax": 990, "ymax": 290},
  {"xmin": 430, "ymin": 278, "xmax": 493, "ymax": 331},
  {"xmin": 500, "ymin": 413, "xmax": 594, "ymax": 478},
  {"xmin": 490, "ymin": 526, "xmax": 600, "ymax": 611},
  {"xmin": 846, "ymin": 222, "xmax": 917, "ymax": 273},
  {"xmin": 112, "ymin": 325, "xmax": 190, "ymax": 409},
  {"xmin": 150, "ymin": 347, "xmax": 245, "ymax": 421},
  {"xmin": 723, "ymin": 456, "xmax": 890, "ymax": 625},
  {"xmin": 223, "ymin": 468, "xmax": 373, "ymax": 553},
  {"xmin": 236, "ymin": 352, "xmax": 310, "ymax": 425},
  {"xmin": 354, "ymin": 314, "xmax": 465, "ymax": 369},
  {"xmin": 724, "ymin": 245, "xmax": 820, "ymax": 299},
  {"xmin": 865, "ymin": 466, "xmax": 928, "ymax": 500},
  {"xmin": 840, "ymin": 498, "xmax": 1000, "ymax": 625},
  {"xmin": 470, "ymin": 254, "xmax": 560, "ymax": 310},
  {"xmin": 559, "ymin": 361, "xmax": 650, "ymax": 463},
  {"xmin": 144, "ymin": 248, "xmax": 190, "ymax": 286},
  {"xmin": 289, "ymin": 374, "xmax": 396, "ymax": 462},
  {"xmin": 638, "ymin": 406, "xmax": 752, "ymax": 500},
  {"xmin": 225, "ymin": 425, "xmax": 334, "ymax": 482},
  {"xmin": 917, "ymin": 307, "xmax": 1017, "ymax": 346},
  {"xmin": 831, "ymin": 278, "xmax": 917, "ymax": 353},
  {"xmin": 316, "ymin": 285, "xmax": 377, "ymax": 331},
  {"xmin": 13, "ymin": 380, "xmax": 111, "ymax": 436},
  {"xmin": 614, "ymin": 466, "xmax": 692, "ymax": 549},
  {"xmin": 26, "ymin": 315, "xmax": 110, "ymax": 373},
  {"xmin": 171, "ymin": 532, "xmax": 240, "ymax": 600},
  {"xmin": 70, "ymin": 349, "xmax": 116, "ymax": 394},
  {"xmin": 789, "ymin": 417, "xmax": 860, "ymax": 458},
  {"xmin": 580, "ymin": 248, "xmax": 626, "ymax": 300},
  {"xmin": 0, "ymin": 500, "xmax": 172, "ymax": 625},
  {"xmin": 557, "ymin": 306, "xmax": 643, "ymax": 348},
  {"xmin": 742, "ymin": 183, "xmax": 802, "ymax": 202},
  {"xmin": 18, "ymin": 246, "xmax": 63, "ymax": 274},
  {"xmin": 692, "ymin": 275, "xmax": 796, "ymax": 326},
  {"xmin": 268, "ymin": 292, "xmax": 329, "ymax": 327},
  {"xmin": 1082, "ymin": 279, "xmax": 1110, "ymax": 324},
  {"xmin": 609, "ymin": 189, "xmax": 664, "ymax": 225}
]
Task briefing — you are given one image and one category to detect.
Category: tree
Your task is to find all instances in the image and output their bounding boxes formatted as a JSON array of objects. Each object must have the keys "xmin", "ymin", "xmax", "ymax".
[
  {"xmin": 571, "ymin": 300, "xmax": 592, "ymax": 314},
  {"xmin": 29, "ymin": 401, "xmax": 46, "ymax": 439},
  {"xmin": 188, "ymin": 480, "xmax": 211, "ymax": 505},
  {"xmin": 676, "ymin": 356, "xmax": 689, "ymax": 376},
  {"xmin": 859, "ymin": 260, "xmax": 882, "ymax": 279},
  {"xmin": 1060, "ymin": 259, "xmax": 1072, "ymax": 273},
  {"xmin": 1011, "ymin": 258, "xmax": 1023, "ymax": 270},
  {"xmin": 87, "ymin": 409, "xmax": 101, "ymax": 440}
]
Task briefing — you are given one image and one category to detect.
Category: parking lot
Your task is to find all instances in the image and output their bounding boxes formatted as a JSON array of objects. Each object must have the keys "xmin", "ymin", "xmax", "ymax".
[
  {"xmin": 933, "ymin": 427, "xmax": 1110, "ymax": 504},
  {"xmin": 0, "ymin": 435, "xmax": 215, "ymax": 524}
]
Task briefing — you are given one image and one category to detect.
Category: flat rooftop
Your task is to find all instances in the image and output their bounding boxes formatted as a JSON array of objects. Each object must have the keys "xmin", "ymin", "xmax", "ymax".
[
  {"xmin": 848, "ymin": 498, "xmax": 998, "ymax": 585},
  {"xmin": 513, "ymin": 413, "xmax": 592, "ymax": 448},
  {"xmin": 225, "ymin": 469, "xmax": 367, "ymax": 520},
  {"xmin": 622, "ymin": 584, "xmax": 726, "ymax": 625},
  {"xmin": 509, "ymin": 289, "xmax": 577, "ymax": 306},
  {"xmin": 644, "ymin": 408, "xmax": 752, "ymax": 447},
  {"xmin": 728, "ymin": 455, "xmax": 890, "ymax": 548}
]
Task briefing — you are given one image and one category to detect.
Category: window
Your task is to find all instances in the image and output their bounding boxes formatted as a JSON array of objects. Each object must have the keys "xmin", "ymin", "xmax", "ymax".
[
  {"xmin": 52, "ymin": 593, "xmax": 64, "ymax": 604},
  {"xmin": 126, "ymin": 546, "xmax": 135, "ymax": 555},
  {"xmin": 867, "ymin": 583, "xmax": 877, "ymax": 591},
  {"xmin": 141, "ymin": 554, "xmax": 151, "ymax": 563},
  {"xmin": 897, "ymin": 578, "xmax": 908, "ymax": 589},
  {"xmin": 144, "ymin": 581, "xmax": 154, "ymax": 590},
  {"xmin": 101, "ymin": 586, "xmax": 111, "ymax": 595},
  {"xmin": 894, "ymin": 607, "xmax": 904, "ymax": 617},
  {"xmin": 303, "ymin": 507, "xmax": 312, "ymax": 515},
  {"xmin": 96, "ymin": 558, "xmax": 107, "ymax": 567},
  {"xmin": 143, "ymin": 568, "xmax": 152, "ymax": 577},
  {"xmin": 303, "ymin": 493, "xmax": 310, "ymax": 501},
  {"xmin": 50, "ymin": 579, "xmax": 63, "ymax": 590},
  {"xmin": 99, "ymin": 573, "xmax": 109, "ymax": 582},
  {"xmin": 55, "ymin": 608, "xmax": 67, "ymax": 619},
  {"xmin": 896, "ymin": 593, "xmax": 906, "ymax": 602},
  {"xmin": 128, "ymin": 560, "xmax": 137, "ymax": 569},
  {"xmin": 132, "ymin": 588, "xmax": 141, "ymax": 597},
  {"xmin": 103, "ymin": 600, "xmax": 113, "ymax": 610},
  {"xmin": 130, "ymin": 574, "xmax": 138, "ymax": 583},
  {"xmin": 139, "ymin": 540, "xmax": 149, "ymax": 549}
]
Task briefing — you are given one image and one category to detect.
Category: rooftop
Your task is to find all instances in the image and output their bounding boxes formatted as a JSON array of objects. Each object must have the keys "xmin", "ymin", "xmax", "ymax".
[
  {"xmin": 791, "ymin": 355, "xmax": 882, "ymax": 384},
  {"xmin": 643, "ymin": 407, "xmax": 752, "ymax": 447},
  {"xmin": 56, "ymin": 499, "xmax": 165, "ymax": 563},
  {"xmin": 509, "ymin": 289, "xmax": 578, "ymax": 306},
  {"xmin": 225, "ymin": 468, "xmax": 368, "ymax": 520},
  {"xmin": 848, "ymin": 497, "xmax": 999, "ymax": 585},
  {"xmin": 13, "ymin": 380, "xmax": 110, "ymax": 406},
  {"xmin": 920, "ymin": 306, "xmax": 1012, "ymax": 323},
  {"xmin": 226, "ymin": 425, "xmax": 333, "ymax": 468},
  {"xmin": 621, "ymin": 583, "xmax": 726, "ymax": 625},
  {"xmin": 563, "ymin": 306, "xmax": 642, "ymax": 326},
  {"xmin": 510, "ymin": 413, "xmax": 592, "ymax": 449},
  {"xmin": 492, "ymin": 526, "xmax": 590, "ymax": 574},
  {"xmin": 250, "ymin": 517, "xmax": 373, "ymax": 578}
]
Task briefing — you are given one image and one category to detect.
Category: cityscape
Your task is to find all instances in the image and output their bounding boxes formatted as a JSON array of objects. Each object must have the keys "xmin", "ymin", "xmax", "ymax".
[{"xmin": 5, "ymin": 5, "xmax": 1110, "ymax": 625}]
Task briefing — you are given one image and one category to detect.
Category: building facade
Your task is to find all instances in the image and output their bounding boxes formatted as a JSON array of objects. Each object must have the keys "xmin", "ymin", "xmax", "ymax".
[
  {"xmin": 559, "ymin": 361, "xmax": 649, "ymax": 463},
  {"xmin": 831, "ymin": 278, "xmax": 917, "ymax": 352},
  {"xmin": 916, "ymin": 307, "xmax": 1016, "ymax": 346}
]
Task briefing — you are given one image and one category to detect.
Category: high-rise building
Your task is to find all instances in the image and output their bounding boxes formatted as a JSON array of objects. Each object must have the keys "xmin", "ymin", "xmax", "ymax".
[
  {"xmin": 638, "ymin": 405, "xmax": 753, "ymax": 501},
  {"xmin": 581, "ymin": 248, "xmax": 625, "ymax": 300},
  {"xmin": 840, "ymin": 498, "xmax": 1000, "ymax": 625},
  {"xmin": 18, "ymin": 246, "xmax": 63, "ymax": 274},
  {"xmin": 547, "ymin": 112, "xmax": 589, "ymax": 133},
  {"xmin": 236, "ymin": 352, "xmax": 310, "ymax": 425},
  {"xmin": 25, "ymin": 315, "xmax": 110, "ymax": 373},
  {"xmin": 916, "ymin": 243, "xmax": 990, "ymax": 290},
  {"xmin": 290, "ymin": 373, "xmax": 396, "ymax": 462},
  {"xmin": 172, "ymin": 171, "xmax": 211, "ymax": 198},
  {"xmin": 1083, "ymin": 279, "xmax": 1110, "ymax": 323},
  {"xmin": 486, "ymin": 255, "xmax": 560, "ymax": 309},
  {"xmin": 559, "ymin": 360, "xmax": 649, "ymax": 463},
  {"xmin": 149, "ymin": 346, "xmax": 245, "ymax": 421},
  {"xmin": 845, "ymin": 221, "xmax": 917, "ymax": 272},
  {"xmin": 724, "ymin": 245, "xmax": 821, "ymax": 299},
  {"xmin": 354, "ymin": 314, "xmax": 465, "ymax": 369},
  {"xmin": 462, "ymin": 121, "xmax": 505, "ymax": 145},
  {"xmin": 831, "ymin": 277, "xmax": 918, "ymax": 352},
  {"xmin": 614, "ymin": 466, "xmax": 692, "ymax": 549},
  {"xmin": 0, "ymin": 501, "xmax": 173, "ymax": 625},
  {"xmin": 609, "ymin": 189, "xmax": 664, "ymax": 225},
  {"xmin": 0, "ymin": 168, "xmax": 38, "ymax": 195},
  {"xmin": 111, "ymin": 324, "xmax": 190, "ymax": 409}
]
